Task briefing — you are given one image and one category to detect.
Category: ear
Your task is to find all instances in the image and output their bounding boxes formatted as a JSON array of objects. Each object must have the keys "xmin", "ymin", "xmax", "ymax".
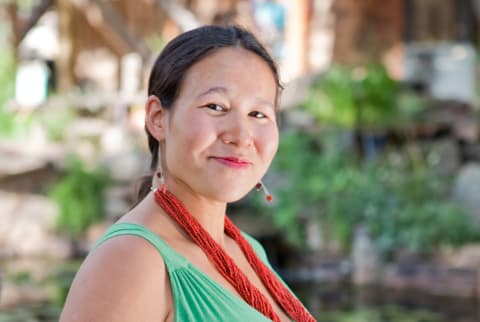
[{"xmin": 145, "ymin": 95, "xmax": 169, "ymax": 141}]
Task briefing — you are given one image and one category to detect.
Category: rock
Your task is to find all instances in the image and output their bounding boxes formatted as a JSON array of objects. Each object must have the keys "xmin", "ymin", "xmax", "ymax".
[
  {"xmin": 0, "ymin": 191, "xmax": 72, "ymax": 259},
  {"xmin": 382, "ymin": 264, "xmax": 477, "ymax": 298},
  {"xmin": 0, "ymin": 281, "xmax": 47, "ymax": 309},
  {"xmin": 0, "ymin": 139, "xmax": 64, "ymax": 181},
  {"xmin": 440, "ymin": 244, "xmax": 480, "ymax": 269},
  {"xmin": 453, "ymin": 163, "xmax": 480, "ymax": 227}
]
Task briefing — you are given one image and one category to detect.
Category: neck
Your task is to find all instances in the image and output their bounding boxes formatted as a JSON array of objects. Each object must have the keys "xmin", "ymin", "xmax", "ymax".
[{"xmin": 153, "ymin": 177, "xmax": 228, "ymax": 245}]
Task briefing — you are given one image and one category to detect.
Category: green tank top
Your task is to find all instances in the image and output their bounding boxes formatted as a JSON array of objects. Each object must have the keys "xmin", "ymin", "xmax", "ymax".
[{"xmin": 95, "ymin": 222, "xmax": 293, "ymax": 322}]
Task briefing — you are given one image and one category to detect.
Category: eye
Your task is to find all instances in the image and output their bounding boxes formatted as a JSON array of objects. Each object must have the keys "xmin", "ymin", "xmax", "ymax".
[
  {"xmin": 249, "ymin": 111, "xmax": 267, "ymax": 119},
  {"xmin": 205, "ymin": 103, "xmax": 226, "ymax": 112}
]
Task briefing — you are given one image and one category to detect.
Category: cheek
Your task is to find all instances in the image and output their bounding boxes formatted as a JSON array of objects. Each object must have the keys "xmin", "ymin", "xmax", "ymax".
[
  {"xmin": 258, "ymin": 126, "xmax": 279, "ymax": 162},
  {"xmin": 170, "ymin": 112, "xmax": 216, "ymax": 153}
]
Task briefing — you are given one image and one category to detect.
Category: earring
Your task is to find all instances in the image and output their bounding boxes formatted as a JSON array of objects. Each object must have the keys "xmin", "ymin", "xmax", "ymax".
[
  {"xmin": 155, "ymin": 170, "xmax": 167, "ymax": 193},
  {"xmin": 255, "ymin": 181, "xmax": 273, "ymax": 202}
]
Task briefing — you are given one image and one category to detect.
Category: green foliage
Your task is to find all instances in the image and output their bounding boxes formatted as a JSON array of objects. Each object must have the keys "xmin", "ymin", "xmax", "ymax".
[
  {"xmin": 49, "ymin": 157, "xmax": 111, "ymax": 237},
  {"xmin": 0, "ymin": 304, "xmax": 61, "ymax": 322},
  {"xmin": 267, "ymin": 129, "xmax": 479, "ymax": 258},
  {"xmin": 6, "ymin": 270, "xmax": 33, "ymax": 285},
  {"xmin": 303, "ymin": 65, "xmax": 401, "ymax": 130}
]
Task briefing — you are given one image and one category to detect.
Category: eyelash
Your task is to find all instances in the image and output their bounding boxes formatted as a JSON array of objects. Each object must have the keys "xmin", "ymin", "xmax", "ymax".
[
  {"xmin": 206, "ymin": 103, "xmax": 226, "ymax": 112},
  {"xmin": 204, "ymin": 103, "xmax": 268, "ymax": 119},
  {"xmin": 249, "ymin": 111, "xmax": 267, "ymax": 119}
]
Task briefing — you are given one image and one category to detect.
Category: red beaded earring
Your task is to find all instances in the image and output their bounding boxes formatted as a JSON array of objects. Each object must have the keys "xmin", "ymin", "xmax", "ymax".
[{"xmin": 255, "ymin": 181, "xmax": 273, "ymax": 202}]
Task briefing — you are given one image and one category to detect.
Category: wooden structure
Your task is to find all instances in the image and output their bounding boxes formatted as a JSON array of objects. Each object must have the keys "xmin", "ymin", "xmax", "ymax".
[
  {"xmin": 5, "ymin": 0, "xmax": 317, "ymax": 92},
  {"xmin": 6, "ymin": 0, "xmax": 247, "ymax": 92},
  {"xmin": 330, "ymin": 0, "xmax": 479, "ymax": 66},
  {"xmin": 331, "ymin": 0, "xmax": 405, "ymax": 65}
]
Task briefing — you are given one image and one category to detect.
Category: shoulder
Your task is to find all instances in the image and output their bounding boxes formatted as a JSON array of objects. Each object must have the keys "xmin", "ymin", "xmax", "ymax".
[{"xmin": 60, "ymin": 234, "xmax": 173, "ymax": 322}]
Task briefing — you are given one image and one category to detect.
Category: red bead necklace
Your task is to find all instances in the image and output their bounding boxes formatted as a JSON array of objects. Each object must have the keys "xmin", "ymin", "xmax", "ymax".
[{"xmin": 154, "ymin": 189, "xmax": 316, "ymax": 322}]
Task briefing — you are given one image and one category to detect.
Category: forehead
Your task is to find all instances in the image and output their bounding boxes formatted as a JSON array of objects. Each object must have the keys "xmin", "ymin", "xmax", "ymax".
[{"xmin": 176, "ymin": 47, "xmax": 277, "ymax": 101}]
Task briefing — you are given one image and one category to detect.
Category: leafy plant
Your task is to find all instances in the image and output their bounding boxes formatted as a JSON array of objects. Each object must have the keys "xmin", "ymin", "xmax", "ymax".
[
  {"xmin": 264, "ymin": 129, "xmax": 479, "ymax": 258},
  {"xmin": 302, "ymin": 64, "xmax": 400, "ymax": 131},
  {"xmin": 49, "ymin": 157, "xmax": 111, "ymax": 237},
  {"xmin": 6, "ymin": 270, "xmax": 33, "ymax": 285}
]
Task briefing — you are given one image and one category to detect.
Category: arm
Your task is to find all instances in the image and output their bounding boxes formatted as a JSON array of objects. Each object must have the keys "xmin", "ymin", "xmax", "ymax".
[{"xmin": 59, "ymin": 235, "xmax": 172, "ymax": 322}]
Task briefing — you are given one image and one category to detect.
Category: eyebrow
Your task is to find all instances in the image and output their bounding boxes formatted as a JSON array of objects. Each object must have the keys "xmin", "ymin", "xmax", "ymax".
[
  {"xmin": 254, "ymin": 97, "xmax": 275, "ymax": 110},
  {"xmin": 197, "ymin": 86, "xmax": 275, "ymax": 109},
  {"xmin": 196, "ymin": 86, "xmax": 228, "ymax": 99}
]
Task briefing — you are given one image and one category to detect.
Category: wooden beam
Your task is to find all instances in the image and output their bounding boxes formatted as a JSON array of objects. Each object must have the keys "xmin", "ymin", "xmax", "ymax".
[
  {"xmin": 17, "ymin": 0, "xmax": 53, "ymax": 45},
  {"xmin": 57, "ymin": 0, "xmax": 74, "ymax": 91},
  {"xmin": 91, "ymin": 0, "xmax": 151, "ymax": 60},
  {"xmin": 71, "ymin": 0, "xmax": 151, "ymax": 61},
  {"xmin": 285, "ymin": 0, "xmax": 312, "ymax": 79},
  {"xmin": 6, "ymin": 2, "xmax": 19, "ymax": 51}
]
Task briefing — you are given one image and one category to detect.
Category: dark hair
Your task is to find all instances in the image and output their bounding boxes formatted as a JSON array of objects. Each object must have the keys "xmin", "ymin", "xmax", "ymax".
[{"xmin": 136, "ymin": 25, "xmax": 282, "ymax": 202}]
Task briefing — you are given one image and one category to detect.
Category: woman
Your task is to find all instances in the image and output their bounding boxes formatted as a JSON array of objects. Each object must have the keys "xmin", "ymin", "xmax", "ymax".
[{"xmin": 60, "ymin": 25, "xmax": 315, "ymax": 322}]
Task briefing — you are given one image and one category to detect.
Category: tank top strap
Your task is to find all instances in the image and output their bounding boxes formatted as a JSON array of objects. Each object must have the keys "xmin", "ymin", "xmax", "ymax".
[{"xmin": 94, "ymin": 222, "xmax": 188, "ymax": 271}]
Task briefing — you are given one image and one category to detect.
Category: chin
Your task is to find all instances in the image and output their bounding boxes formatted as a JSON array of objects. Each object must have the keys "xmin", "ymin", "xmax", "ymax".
[{"xmin": 209, "ymin": 186, "xmax": 252, "ymax": 204}]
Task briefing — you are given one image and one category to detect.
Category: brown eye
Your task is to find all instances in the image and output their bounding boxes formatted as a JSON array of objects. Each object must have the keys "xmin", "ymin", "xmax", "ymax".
[
  {"xmin": 206, "ymin": 103, "xmax": 225, "ymax": 112},
  {"xmin": 249, "ymin": 111, "xmax": 266, "ymax": 118}
]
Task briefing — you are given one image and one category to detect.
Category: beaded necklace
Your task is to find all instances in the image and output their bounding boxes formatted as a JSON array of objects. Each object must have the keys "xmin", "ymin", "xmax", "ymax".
[{"xmin": 154, "ymin": 189, "xmax": 316, "ymax": 322}]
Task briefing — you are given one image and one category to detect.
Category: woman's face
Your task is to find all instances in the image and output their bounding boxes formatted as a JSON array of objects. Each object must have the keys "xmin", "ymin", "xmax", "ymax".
[{"xmin": 161, "ymin": 47, "xmax": 279, "ymax": 202}]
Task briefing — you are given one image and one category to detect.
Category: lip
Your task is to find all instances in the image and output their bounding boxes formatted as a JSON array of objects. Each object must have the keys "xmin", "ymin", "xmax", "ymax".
[{"xmin": 211, "ymin": 156, "xmax": 252, "ymax": 169}]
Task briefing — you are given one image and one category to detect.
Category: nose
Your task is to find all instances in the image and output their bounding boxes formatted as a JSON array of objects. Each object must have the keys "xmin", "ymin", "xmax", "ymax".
[{"xmin": 221, "ymin": 115, "xmax": 253, "ymax": 148}]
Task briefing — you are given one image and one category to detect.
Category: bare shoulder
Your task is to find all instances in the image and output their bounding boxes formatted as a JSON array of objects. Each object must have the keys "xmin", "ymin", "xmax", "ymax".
[{"xmin": 59, "ymin": 235, "xmax": 173, "ymax": 322}]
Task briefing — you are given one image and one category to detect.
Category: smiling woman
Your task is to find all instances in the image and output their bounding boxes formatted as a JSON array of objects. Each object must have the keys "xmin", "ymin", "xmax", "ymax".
[{"xmin": 59, "ymin": 25, "xmax": 315, "ymax": 322}]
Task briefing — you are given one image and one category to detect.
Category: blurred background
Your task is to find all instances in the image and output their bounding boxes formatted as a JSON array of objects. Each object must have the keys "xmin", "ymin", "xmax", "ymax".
[{"xmin": 2, "ymin": 0, "xmax": 480, "ymax": 321}]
